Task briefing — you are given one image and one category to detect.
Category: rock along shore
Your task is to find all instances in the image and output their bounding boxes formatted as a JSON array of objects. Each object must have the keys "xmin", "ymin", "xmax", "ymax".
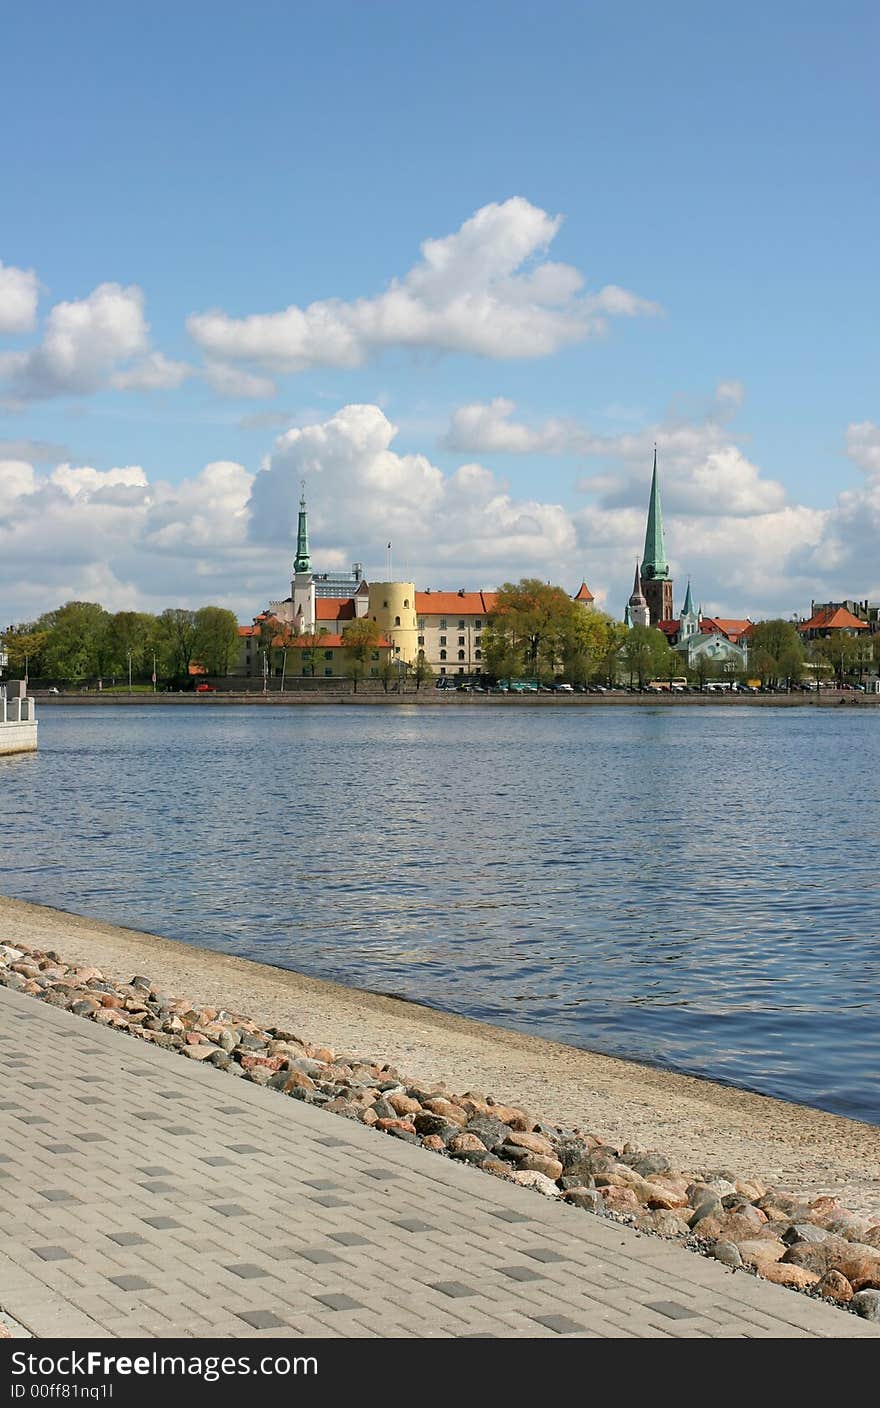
[{"xmin": 2, "ymin": 936, "xmax": 880, "ymax": 1325}]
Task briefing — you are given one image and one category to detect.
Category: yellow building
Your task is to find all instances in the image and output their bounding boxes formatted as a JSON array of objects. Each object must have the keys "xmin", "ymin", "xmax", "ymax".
[{"xmin": 367, "ymin": 581, "xmax": 420, "ymax": 665}]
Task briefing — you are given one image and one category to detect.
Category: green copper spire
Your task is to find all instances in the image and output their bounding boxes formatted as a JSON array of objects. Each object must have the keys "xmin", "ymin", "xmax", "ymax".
[
  {"xmin": 623, "ymin": 601, "xmax": 633, "ymax": 628},
  {"xmin": 294, "ymin": 486, "xmax": 311, "ymax": 574},
  {"xmin": 682, "ymin": 579, "xmax": 695, "ymax": 616},
  {"xmin": 640, "ymin": 446, "xmax": 670, "ymax": 581}
]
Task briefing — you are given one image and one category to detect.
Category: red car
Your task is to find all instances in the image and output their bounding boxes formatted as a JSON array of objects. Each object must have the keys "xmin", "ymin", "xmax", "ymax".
[{"xmin": 195, "ymin": 683, "xmax": 216, "ymax": 693}]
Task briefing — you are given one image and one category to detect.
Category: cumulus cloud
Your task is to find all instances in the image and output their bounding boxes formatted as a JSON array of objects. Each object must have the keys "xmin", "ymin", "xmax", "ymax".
[
  {"xmin": 249, "ymin": 403, "xmax": 576, "ymax": 571},
  {"xmin": 0, "ymin": 405, "xmax": 877, "ymax": 628},
  {"xmin": 448, "ymin": 390, "xmax": 786, "ymax": 518},
  {"xmin": 0, "ymin": 280, "xmax": 190, "ymax": 402},
  {"xmin": 446, "ymin": 396, "xmax": 605, "ymax": 455},
  {"xmin": 0, "ymin": 259, "xmax": 40, "ymax": 333},
  {"xmin": 204, "ymin": 361, "xmax": 278, "ymax": 400},
  {"xmin": 112, "ymin": 352, "xmax": 193, "ymax": 392},
  {"xmin": 187, "ymin": 198, "xmax": 660, "ymax": 375},
  {"xmin": 0, "ymin": 282, "xmax": 148, "ymax": 399}
]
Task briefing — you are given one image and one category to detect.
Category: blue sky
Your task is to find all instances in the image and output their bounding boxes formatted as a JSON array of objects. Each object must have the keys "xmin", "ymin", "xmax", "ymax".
[{"xmin": 0, "ymin": 1, "xmax": 877, "ymax": 622}]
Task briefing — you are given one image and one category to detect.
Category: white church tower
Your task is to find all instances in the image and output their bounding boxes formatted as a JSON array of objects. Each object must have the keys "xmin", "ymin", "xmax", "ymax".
[
  {"xmin": 628, "ymin": 561, "xmax": 650, "ymax": 628},
  {"xmin": 291, "ymin": 489, "xmax": 315, "ymax": 634}
]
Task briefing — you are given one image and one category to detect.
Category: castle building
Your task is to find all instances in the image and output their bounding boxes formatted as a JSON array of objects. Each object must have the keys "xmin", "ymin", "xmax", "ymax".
[
  {"xmin": 640, "ymin": 448, "xmax": 674, "ymax": 626},
  {"xmin": 269, "ymin": 492, "xmax": 369, "ymax": 632}
]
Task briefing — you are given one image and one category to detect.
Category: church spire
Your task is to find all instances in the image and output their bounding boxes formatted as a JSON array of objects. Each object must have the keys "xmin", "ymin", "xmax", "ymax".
[
  {"xmin": 682, "ymin": 579, "xmax": 695, "ymax": 617},
  {"xmin": 294, "ymin": 484, "xmax": 311, "ymax": 575},
  {"xmin": 641, "ymin": 445, "xmax": 669, "ymax": 582},
  {"xmin": 628, "ymin": 559, "xmax": 650, "ymax": 628}
]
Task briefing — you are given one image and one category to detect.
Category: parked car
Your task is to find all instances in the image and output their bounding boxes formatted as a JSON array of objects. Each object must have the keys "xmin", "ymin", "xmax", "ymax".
[
  {"xmin": 552, "ymin": 682, "xmax": 574, "ymax": 692},
  {"xmin": 195, "ymin": 683, "xmax": 216, "ymax": 693}
]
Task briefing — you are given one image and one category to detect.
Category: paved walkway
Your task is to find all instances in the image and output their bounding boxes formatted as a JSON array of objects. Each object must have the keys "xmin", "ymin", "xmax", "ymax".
[{"xmin": 1, "ymin": 985, "xmax": 877, "ymax": 1340}]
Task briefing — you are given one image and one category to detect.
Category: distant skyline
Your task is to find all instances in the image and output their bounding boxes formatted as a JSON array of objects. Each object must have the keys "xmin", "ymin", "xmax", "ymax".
[{"xmin": 1, "ymin": 1, "xmax": 877, "ymax": 623}]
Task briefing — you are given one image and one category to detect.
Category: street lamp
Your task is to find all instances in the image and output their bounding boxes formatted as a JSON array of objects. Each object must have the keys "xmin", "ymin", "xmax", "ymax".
[{"xmin": 127, "ymin": 650, "xmax": 132, "ymax": 692}]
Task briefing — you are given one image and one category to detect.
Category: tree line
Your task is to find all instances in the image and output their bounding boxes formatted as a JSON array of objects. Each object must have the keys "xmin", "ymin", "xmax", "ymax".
[
  {"xmin": 2, "ymin": 601, "xmax": 240, "ymax": 684},
  {"xmin": 4, "ymin": 583, "xmax": 875, "ymax": 689}
]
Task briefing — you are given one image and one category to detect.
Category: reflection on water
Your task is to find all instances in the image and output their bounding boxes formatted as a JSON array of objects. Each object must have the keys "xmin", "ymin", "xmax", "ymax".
[{"xmin": 2, "ymin": 704, "xmax": 879, "ymax": 1123}]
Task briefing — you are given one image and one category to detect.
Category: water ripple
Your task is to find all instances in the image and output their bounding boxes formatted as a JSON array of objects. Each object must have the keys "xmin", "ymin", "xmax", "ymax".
[{"xmin": 2, "ymin": 704, "xmax": 879, "ymax": 1123}]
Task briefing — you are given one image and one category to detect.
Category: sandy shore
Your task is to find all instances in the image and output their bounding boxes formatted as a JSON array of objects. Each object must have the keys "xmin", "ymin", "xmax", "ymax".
[{"xmin": 3, "ymin": 891, "xmax": 879, "ymax": 1216}]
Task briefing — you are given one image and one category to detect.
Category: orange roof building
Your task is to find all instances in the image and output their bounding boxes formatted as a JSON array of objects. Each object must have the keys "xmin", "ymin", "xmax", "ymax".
[{"xmin": 798, "ymin": 605, "xmax": 869, "ymax": 637}]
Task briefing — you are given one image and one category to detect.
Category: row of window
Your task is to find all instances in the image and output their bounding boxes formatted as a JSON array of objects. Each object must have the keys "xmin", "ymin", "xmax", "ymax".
[
  {"xmin": 418, "ymin": 619, "xmax": 482, "ymax": 631},
  {"xmin": 419, "ymin": 634, "xmax": 482, "ymax": 647},
  {"xmin": 438, "ymin": 649, "xmax": 482, "ymax": 661}
]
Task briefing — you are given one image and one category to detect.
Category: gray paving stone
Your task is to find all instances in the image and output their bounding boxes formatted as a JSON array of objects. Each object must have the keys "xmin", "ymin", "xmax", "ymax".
[{"xmin": 1, "ymin": 982, "xmax": 877, "ymax": 1341}]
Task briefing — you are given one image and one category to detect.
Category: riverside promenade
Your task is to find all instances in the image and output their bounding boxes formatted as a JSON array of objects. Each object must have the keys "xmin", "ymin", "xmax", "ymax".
[{"xmin": 1, "ymin": 984, "xmax": 877, "ymax": 1340}]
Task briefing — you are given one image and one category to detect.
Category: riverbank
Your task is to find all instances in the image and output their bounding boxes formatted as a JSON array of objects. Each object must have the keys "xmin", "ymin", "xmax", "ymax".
[
  {"xmin": 27, "ymin": 689, "xmax": 880, "ymax": 708},
  {"xmin": 2, "ymin": 893, "xmax": 878, "ymax": 1220}
]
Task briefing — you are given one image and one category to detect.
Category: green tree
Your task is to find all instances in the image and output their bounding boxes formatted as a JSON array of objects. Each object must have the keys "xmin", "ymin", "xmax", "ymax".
[
  {"xmin": 747, "ymin": 619, "xmax": 804, "ymax": 686},
  {"xmin": 342, "ymin": 617, "xmax": 383, "ymax": 693},
  {"xmin": 812, "ymin": 632, "xmax": 868, "ymax": 686},
  {"xmin": 412, "ymin": 653, "xmax": 435, "ymax": 692},
  {"xmin": 193, "ymin": 606, "xmax": 239, "ymax": 676},
  {"xmin": 157, "ymin": 608, "xmax": 198, "ymax": 679},
  {"xmin": 2, "ymin": 625, "xmax": 49, "ymax": 679},
  {"xmin": 37, "ymin": 601, "xmax": 111, "ymax": 681},
  {"xmin": 486, "ymin": 579, "xmax": 580, "ymax": 682},
  {"xmin": 619, "ymin": 625, "xmax": 677, "ymax": 687},
  {"xmin": 562, "ymin": 609, "xmax": 626, "ymax": 686},
  {"xmin": 104, "ymin": 611, "xmax": 156, "ymax": 680}
]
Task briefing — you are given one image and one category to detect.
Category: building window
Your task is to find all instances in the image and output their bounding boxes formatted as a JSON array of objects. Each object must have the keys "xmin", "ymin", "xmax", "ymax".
[
  {"xmin": 458, "ymin": 635, "xmax": 465, "ymax": 646},
  {"xmin": 418, "ymin": 635, "xmax": 424, "ymax": 646},
  {"xmin": 440, "ymin": 666, "xmax": 446, "ymax": 675},
  {"xmin": 440, "ymin": 649, "xmax": 447, "ymax": 661},
  {"xmin": 458, "ymin": 619, "xmax": 465, "ymax": 629},
  {"xmin": 439, "ymin": 618, "xmax": 447, "ymax": 629},
  {"xmin": 371, "ymin": 651, "xmax": 379, "ymax": 661},
  {"xmin": 370, "ymin": 667, "xmax": 377, "ymax": 676},
  {"xmin": 458, "ymin": 666, "xmax": 465, "ymax": 674},
  {"xmin": 418, "ymin": 618, "xmax": 425, "ymax": 630},
  {"xmin": 403, "ymin": 598, "xmax": 409, "ymax": 608},
  {"xmin": 383, "ymin": 600, "xmax": 388, "ymax": 608},
  {"xmin": 439, "ymin": 634, "xmax": 447, "ymax": 646},
  {"xmin": 394, "ymin": 615, "xmax": 400, "ymax": 626},
  {"xmin": 324, "ymin": 650, "xmax": 333, "ymax": 660},
  {"xmin": 457, "ymin": 650, "xmax": 465, "ymax": 661},
  {"xmin": 324, "ymin": 667, "xmax": 333, "ymax": 677},
  {"xmin": 475, "ymin": 620, "xmax": 482, "ymax": 629},
  {"xmin": 418, "ymin": 648, "xmax": 425, "ymax": 659},
  {"xmin": 475, "ymin": 635, "xmax": 482, "ymax": 646},
  {"xmin": 475, "ymin": 649, "xmax": 482, "ymax": 660}
]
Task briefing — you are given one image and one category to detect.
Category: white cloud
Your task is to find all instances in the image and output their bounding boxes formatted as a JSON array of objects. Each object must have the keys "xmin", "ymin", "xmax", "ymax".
[
  {"xmin": 1, "ymin": 282, "xmax": 148, "ymax": 398},
  {"xmin": 249, "ymin": 403, "xmax": 576, "ymax": 572},
  {"xmin": 0, "ymin": 407, "xmax": 877, "ymax": 628},
  {"xmin": 112, "ymin": 352, "xmax": 193, "ymax": 392},
  {"xmin": 0, "ymin": 280, "xmax": 189, "ymax": 402},
  {"xmin": 0, "ymin": 259, "xmax": 39, "ymax": 333},
  {"xmin": 845, "ymin": 420, "xmax": 880, "ymax": 475},
  {"xmin": 0, "ymin": 459, "xmax": 38, "ymax": 509},
  {"xmin": 187, "ymin": 198, "xmax": 660, "ymax": 375},
  {"xmin": 445, "ymin": 396, "xmax": 604, "ymax": 455},
  {"xmin": 204, "ymin": 361, "xmax": 278, "ymax": 400}
]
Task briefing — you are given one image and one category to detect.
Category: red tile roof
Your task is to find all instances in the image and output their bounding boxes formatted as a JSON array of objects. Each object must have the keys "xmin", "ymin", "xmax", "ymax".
[
  {"xmin": 415, "ymin": 591, "xmax": 497, "ymax": 615},
  {"xmin": 315, "ymin": 598, "xmax": 356, "ymax": 621},
  {"xmin": 657, "ymin": 620, "xmax": 680, "ymax": 636},
  {"xmin": 798, "ymin": 606, "xmax": 868, "ymax": 633},
  {"xmin": 573, "ymin": 582, "xmax": 594, "ymax": 602}
]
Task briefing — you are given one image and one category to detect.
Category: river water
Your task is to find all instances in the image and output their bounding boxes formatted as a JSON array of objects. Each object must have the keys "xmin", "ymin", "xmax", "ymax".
[{"xmin": 2, "ymin": 704, "xmax": 878, "ymax": 1123}]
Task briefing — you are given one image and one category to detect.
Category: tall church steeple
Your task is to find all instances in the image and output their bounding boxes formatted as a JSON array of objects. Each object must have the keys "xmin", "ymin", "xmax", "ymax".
[
  {"xmin": 294, "ymin": 486, "xmax": 311, "ymax": 575},
  {"xmin": 640, "ymin": 447, "xmax": 674, "ymax": 625}
]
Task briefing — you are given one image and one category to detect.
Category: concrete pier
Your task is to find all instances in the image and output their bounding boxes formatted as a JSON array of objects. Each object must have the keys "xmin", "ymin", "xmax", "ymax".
[{"xmin": 0, "ymin": 682, "xmax": 38, "ymax": 755}]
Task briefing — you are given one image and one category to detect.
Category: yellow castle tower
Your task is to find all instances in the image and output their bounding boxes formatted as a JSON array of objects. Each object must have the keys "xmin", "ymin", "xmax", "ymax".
[{"xmin": 367, "ymin": 581, "xmax": 419, "ymax": 664}]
